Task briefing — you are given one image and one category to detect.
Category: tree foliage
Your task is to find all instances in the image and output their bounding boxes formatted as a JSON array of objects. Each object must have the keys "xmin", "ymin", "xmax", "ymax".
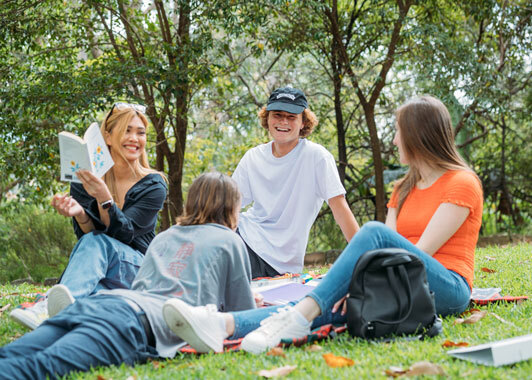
[{"xmin": 1, "ymin": 0, "xmax": 530, "ymax": 240}]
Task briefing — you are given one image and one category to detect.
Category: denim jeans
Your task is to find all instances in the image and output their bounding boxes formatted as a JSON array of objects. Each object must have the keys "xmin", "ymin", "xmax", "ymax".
[
  {"xmin": 0, "ymin": 296, "xmax": 157, "ymax": 380},
  {"xmin": 230, "ymin": 222, "xmax": 471, "ymax": 338},
  {"xmin": 60, "ymin": 232, "xmax": 144, "ymax": 298}
]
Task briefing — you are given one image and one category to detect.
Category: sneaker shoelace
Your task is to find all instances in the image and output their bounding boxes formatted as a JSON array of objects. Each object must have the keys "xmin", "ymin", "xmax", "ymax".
[
  {"xmin": 204, "ymin": 304, "xmax": 218, "ymax": 314},
  {"xmin": 258, "ymin": 307, "xmax": 294, "ymax": 338}
]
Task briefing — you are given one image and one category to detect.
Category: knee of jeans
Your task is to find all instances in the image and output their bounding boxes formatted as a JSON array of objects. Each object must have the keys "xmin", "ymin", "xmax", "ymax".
[
  {"xmin": 437, "ymin": 299, "xmax": 470, "ymax": 317},
  {"xmin": 79, "ymin": 232, "xmax": 124, "ymax": 253},
  {"xmin": 353, "ymin": 221, "xmax": 386, "ymax": 242}
]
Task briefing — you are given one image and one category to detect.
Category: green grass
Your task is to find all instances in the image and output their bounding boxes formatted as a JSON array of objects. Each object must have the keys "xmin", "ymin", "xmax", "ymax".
[{"xmin": 1, "ymin": 243, "xmax": 531, "ymax": 379}]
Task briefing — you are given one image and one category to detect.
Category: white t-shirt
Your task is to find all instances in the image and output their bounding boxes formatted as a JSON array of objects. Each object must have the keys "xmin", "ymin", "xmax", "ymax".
[{"xmin": 232, "ymin": 139, "xmax": 345, "ymax": 273}]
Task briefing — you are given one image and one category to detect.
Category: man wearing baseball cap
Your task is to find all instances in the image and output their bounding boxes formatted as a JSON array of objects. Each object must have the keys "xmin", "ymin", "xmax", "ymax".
[{"xmin": 232, "ymin": 87, "xmax": 360, "ymax": 278}]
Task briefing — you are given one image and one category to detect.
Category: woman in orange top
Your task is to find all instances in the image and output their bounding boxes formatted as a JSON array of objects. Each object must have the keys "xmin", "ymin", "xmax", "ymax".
[{"xmin": 161, "ymin": 96, "xmax": 484, "ymax": 354}]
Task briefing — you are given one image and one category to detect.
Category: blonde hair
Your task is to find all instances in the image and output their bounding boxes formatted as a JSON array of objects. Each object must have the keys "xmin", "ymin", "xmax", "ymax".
[
  {"xmin": 394, "ymin": 96, "xmax": 475, "ymax": 213},
  {"xmin": 101, "ymin": 107, "xmax": 166, "ymax": 202},
  {"xmin": 257, "ymin": 106, "xmax": 318, "ymax": 138},
  {"xmin": 176, "ymin": 172, "xmax": 241, "ymax": 230}
]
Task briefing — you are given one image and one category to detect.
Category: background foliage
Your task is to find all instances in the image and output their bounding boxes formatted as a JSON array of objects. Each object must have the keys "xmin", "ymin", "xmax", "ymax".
[{"xmin": 1, "ymin": 0, "xmax": 531, "ymax": 265}]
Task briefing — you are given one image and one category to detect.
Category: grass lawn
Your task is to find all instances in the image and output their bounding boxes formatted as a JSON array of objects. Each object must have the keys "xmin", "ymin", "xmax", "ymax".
[{"xmin": 1, "ymin": 243, "xmax": 531, "ymax": 379}]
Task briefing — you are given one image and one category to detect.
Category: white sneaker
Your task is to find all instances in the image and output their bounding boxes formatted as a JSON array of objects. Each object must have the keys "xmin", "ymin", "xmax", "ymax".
[
  {"xmin": 47, "ymin": 284, "xmax": 75, "ymax": 317},
  {"xmin": 9, "ymin": 299, "xmax": 49, "ymax": 330},
  {"xmin": 240, "ymin": 306, "xmax": 311, "ymax": 354},
  {"xmin": 162, "ymin": 299, "xmax": 226, "ymax": 353}
]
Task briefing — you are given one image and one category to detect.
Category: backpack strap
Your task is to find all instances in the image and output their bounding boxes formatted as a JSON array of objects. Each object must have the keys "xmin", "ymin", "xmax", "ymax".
[{"xmin": 362, "ymin": 264, "xmax": 414, "ymax": 338}]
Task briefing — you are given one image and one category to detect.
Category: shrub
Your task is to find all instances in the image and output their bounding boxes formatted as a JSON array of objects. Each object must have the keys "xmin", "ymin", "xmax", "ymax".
[{"xmin": 0, "ymin": 204, "xmax": 76, "ymax": 283}]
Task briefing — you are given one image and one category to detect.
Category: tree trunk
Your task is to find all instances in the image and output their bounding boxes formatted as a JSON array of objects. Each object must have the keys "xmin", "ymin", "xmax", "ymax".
[
  {"xmin": 332, "ymin": 54, "xmax": 347, "ymax": 185},
  {"xmin": 362, "ymin": 105, "xmax": 386, "ymax": 221}
]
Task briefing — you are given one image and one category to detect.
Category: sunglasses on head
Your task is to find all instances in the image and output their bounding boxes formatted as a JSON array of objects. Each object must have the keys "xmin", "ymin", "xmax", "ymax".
[{"xmin": 104, "ymin": 102, "xmax": 147, "ymax": 126}]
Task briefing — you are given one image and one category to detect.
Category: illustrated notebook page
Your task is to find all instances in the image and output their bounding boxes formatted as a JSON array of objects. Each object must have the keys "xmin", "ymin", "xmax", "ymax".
[{"xmin": 84, "ymin": 122, "xmax": 114, "ymax": 178}]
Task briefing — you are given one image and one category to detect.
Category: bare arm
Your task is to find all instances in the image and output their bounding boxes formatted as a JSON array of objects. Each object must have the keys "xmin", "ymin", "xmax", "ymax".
[
  {"xmin": 416, "ymin": 203, "xmax": 470, "ymax": 255},
  {"xmin": 385, "ymin": 207, "xmax": 398, "ymax": 231},
  {"xmin": 328, "ymin": 195, "xmax": 360, "ymax": 242},
  {"xmin": 51, "ymin": 194, "xmax": 94, "ymax": 233}
]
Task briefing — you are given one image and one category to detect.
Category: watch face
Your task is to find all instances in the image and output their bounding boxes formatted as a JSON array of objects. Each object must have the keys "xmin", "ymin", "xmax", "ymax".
[{"xmin": 101, "ymin": 200, "xmax": 113, "ymax": 209}]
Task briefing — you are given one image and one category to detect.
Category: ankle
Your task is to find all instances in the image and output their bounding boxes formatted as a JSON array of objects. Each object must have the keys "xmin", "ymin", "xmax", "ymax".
[
  {"xmin": 294, "ymin": 297, "xmax": 321, "ymax": 322},
  {"xmin": 224, "ymin": 314, "xmax": 235, "ymax": 337}
]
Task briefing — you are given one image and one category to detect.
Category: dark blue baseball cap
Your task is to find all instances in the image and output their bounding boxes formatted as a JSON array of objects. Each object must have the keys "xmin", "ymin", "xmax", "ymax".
[{"xmin": 266, "ymin": 87, "xmax": 308, "ymax": 114}]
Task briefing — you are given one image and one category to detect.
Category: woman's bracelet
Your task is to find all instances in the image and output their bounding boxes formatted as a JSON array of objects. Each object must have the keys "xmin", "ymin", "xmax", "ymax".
[{"xmin": 78, "ymin": 215, "xmax": 91, "ymax": 225}]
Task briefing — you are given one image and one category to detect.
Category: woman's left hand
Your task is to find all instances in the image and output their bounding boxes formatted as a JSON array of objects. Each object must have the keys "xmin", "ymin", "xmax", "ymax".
[
  {"xmin": 331, "ymin": 293, "xmax": 349, "ymax": 316},
  {"xmin": 253, "ymin": 291, "xmax": 264, "ymax": 307},
  {"xmin": 75, "ymin": 170, "xmax": 113, "ymax": 203}
]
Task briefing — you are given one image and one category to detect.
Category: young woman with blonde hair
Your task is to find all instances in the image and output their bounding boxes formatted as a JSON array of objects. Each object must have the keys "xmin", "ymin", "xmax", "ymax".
[
  {"xmin": 163, "ymin": 95, "xmax": 484, "ymax": 354},
  {"xmin": 10, "ymin": 103, "xmax": 167, "ymax": 330}
]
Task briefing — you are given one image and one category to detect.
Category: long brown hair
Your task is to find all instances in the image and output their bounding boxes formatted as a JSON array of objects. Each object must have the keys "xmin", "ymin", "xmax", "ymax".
[
  {"xmin": 394, "ymin": 96, "xmax": 474, "ymax": 213},
  {"xmin": 176, "ymin": 172, "xmax": 241, "ymax": 230},
  {"xmin": 101, "ymin": 107, "xmax": 166, "ymax": 201},
  {"xmin": 258, "ymin": 106, "xmax": 318, "ymax": 138}
]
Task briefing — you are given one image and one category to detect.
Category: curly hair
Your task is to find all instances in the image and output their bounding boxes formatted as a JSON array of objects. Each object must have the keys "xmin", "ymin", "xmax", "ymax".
[{"xmin": 257, "ymin": 106, "xmax": 318, "ymax": 138}]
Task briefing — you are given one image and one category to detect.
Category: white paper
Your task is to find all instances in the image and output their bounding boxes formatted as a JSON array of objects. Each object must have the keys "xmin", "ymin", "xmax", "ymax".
[{"xmin": 448, "ymin": 334, "xmax": 532, "ymax": 366}]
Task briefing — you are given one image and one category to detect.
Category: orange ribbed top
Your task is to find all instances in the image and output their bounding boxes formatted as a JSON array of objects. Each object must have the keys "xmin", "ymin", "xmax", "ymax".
[{"xmin": 387, "ymin": 170, "xmax": 483, "ymax": 289}]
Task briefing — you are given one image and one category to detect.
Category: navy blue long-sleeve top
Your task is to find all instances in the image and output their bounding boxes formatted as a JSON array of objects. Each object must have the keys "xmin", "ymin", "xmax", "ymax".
[{"xmin": 70, "ymin": 173, "xmax": 168, "ymax": 254}]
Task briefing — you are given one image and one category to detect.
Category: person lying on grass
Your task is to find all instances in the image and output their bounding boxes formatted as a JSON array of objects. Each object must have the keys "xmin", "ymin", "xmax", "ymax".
[
  {"xmin": 10, "ymin": 102, "xmax": 167, "ymax": 331},
  {"xmin": 0, "ymin": 172, "xmax": 257, "ymax": 380},
  {"xmin": 163, "ymin": 95, "xmax": 484, "ymax": 354}
]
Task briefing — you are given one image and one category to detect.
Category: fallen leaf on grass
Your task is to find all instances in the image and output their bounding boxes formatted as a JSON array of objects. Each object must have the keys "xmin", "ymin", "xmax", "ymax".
[
  {"xmin": 488, "ymin": 312, "xmax": 516, "ymax": 327},
  {"xmin": 481, "ymin": 267, "xmax": 496, "ymax": 273},
  {"xmin": 305, "ymin": 344, "xmax": 323, "ymax": 352},
  {"xmin": 151, "ymin": 360, "xmax": 165, "ymax": 369},
  {"xmin": 96, "ymin": 376, "xmax": 108, "ymax": 380},
  {"xmin": 385, "ymin": 361, "xmax": 446, "ymax": 377},
  {"xmin": 9, "ymin": 333, "xmax": 22, "ymax": 342},
  {"xmin": 322, "ymin": 353, "xmax": 354, "ymax": 367},
  {"xmin": 267, "ymin": 347, "xmax": 286, "ymax": 357},
  {"xmin": 408, "ymin": 361, "xmax": 446, "ymax": 376},
  {"xmin": 441, "ymin": 340, "xmax": 469, "ymax": 348},
  {"xmin": 454, "ymin": 310, "xmax": 487, "ymax": 325},
  {"xmin": 385, "ymin": 366, "xmax": 408, "ymax": 377},
  {"xmin": 258, "ymin": 365, "xmax": 297, "ymax": 378},
  {"xmin": 0, "ymin": 304, "xmax": 11, "ymax": 315}
]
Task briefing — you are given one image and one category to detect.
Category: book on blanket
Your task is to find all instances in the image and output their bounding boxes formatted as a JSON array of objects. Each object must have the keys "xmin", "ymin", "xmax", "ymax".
[
  {"xmin": 470, "ymin": 287, "xmax": 529, "ymax": 304},
  {"xmin": 258, "ymin": 283, "xmax": 315, "ymax": 306},
  {"xmin": 59, "ymin": 122, "xmax": 114, "ymax": 183}
]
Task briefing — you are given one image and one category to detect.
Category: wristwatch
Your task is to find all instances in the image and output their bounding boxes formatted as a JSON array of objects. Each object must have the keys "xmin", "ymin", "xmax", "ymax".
[{"xmin": 100, "ymin": 199, "xmax": 114, "ymax": 209}]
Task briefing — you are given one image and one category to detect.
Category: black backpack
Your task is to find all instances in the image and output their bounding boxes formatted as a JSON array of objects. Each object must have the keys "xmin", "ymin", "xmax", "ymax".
[{"xmin": 346, "ymin": 248, "xmax": 442, "ymax": 340}]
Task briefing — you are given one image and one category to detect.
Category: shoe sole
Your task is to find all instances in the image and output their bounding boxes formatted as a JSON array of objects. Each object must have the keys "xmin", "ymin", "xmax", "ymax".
[
  {"xmin": 47, "ymin": 285, "xmax": 75, "ymax": 317},
  {"xmin": 9, "ymin": 309, "xmax": 39, "ymax": 330},
  {"xmin": 162, "ymin": 299, "xmax": 222, "ymax": 353}
]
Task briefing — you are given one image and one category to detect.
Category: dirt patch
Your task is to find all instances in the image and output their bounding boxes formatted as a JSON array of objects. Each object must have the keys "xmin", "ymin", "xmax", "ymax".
[{"xmin": 477, "ymin": 234, "xmax": 532, "ymax": 247}]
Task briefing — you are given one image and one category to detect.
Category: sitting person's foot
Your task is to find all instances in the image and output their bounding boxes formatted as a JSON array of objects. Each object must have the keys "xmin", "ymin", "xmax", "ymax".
[
  {"xmin": 9, "ymin": 297, "xmax": 49, "ymax": 330},
  {"xmin": 162, "ymin": 299, "xmax": 227, "ymax": 353},
  {"xmin": 240, "ymin": 306, "xmax": 311, "ymax": 354},
  {"xmin": 47, "ymin": 284, "xmax": 75, "ymax": 317}
]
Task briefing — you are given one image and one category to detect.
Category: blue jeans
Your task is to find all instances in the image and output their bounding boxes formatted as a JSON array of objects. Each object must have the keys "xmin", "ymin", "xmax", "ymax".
[
  {"xmin": 60, "ymin": 232, "xmax": 144, "ymax": 298},
  {"xmin": 0, "ymin": 296, "xmax": 157, "ymax": 380},
  {"xmin": 230, "ymin": 222, "xmax": 471, "ymax": 338}
]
